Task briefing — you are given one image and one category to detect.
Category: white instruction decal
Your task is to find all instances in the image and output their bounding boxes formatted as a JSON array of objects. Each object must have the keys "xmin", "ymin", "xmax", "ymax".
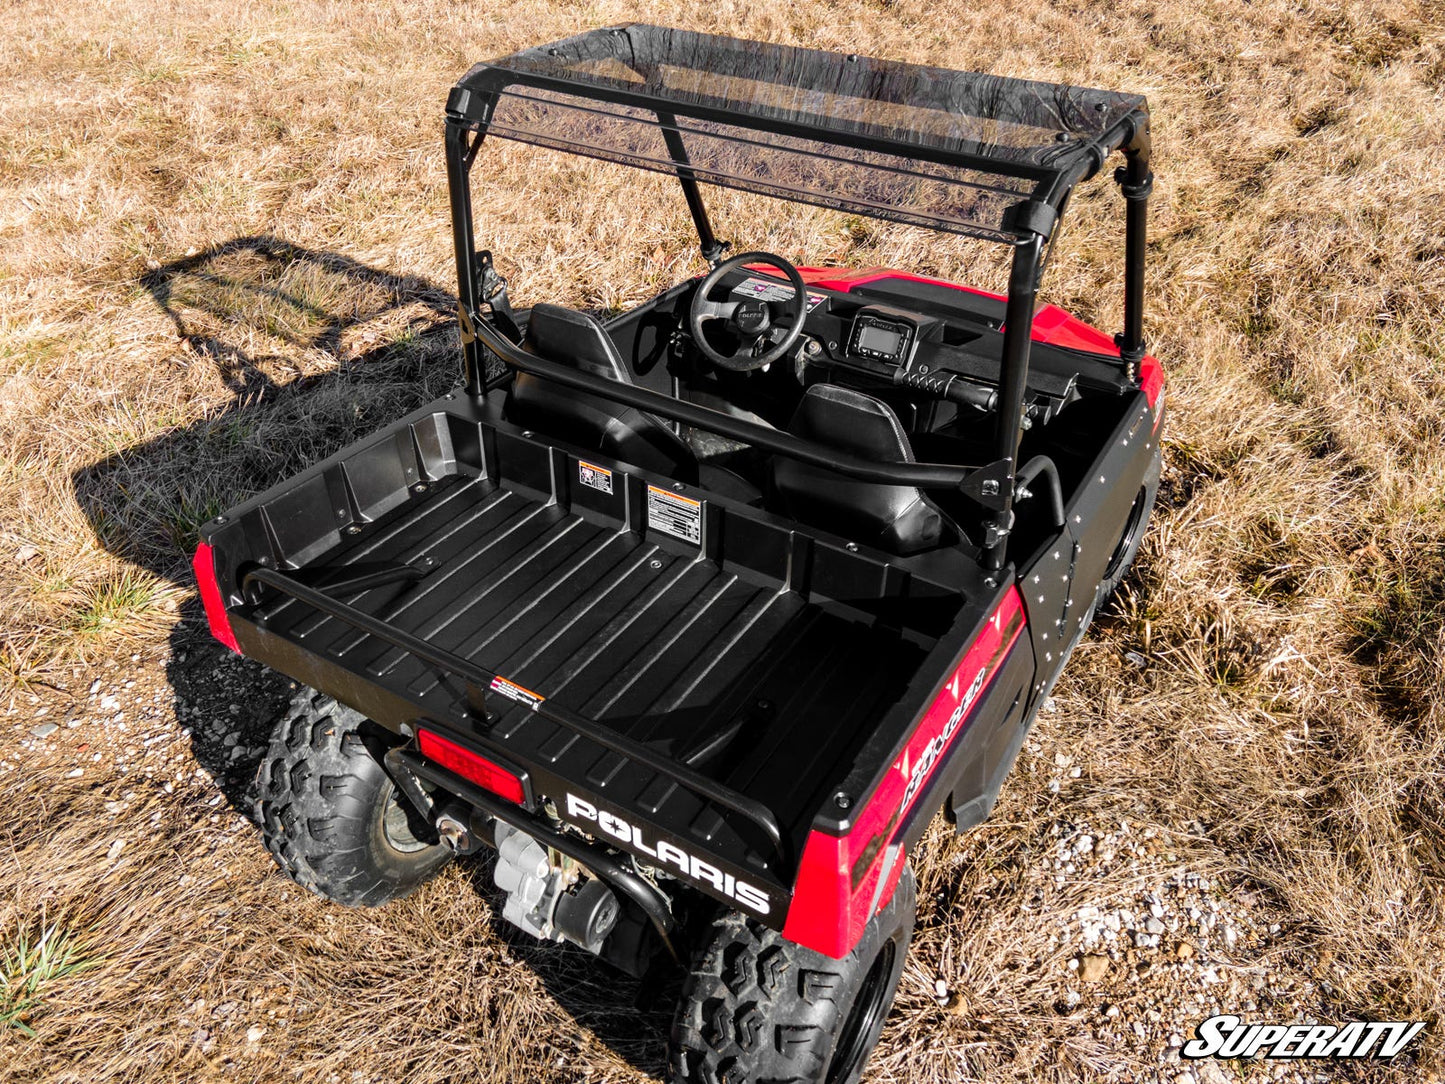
[
  {"xmin": 490, "ymin": 675, "xmax": 545, "ymax": 710},
  {"xmin": 731, "ymin": 276, "xmax": 826, "ymax": 312},
  {"xmin": 647, "ymin": 485, "xmax": 702, "ymax": 546}
]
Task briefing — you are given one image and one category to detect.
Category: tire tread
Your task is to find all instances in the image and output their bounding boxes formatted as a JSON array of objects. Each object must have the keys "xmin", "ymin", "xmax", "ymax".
[
  {"xmin": 669, "ymin": 869, "xmax": 915, "ymax": 1084},
  {"xmin": 254, "ymin": 689, "xmax": 446, "ymax": 907}
]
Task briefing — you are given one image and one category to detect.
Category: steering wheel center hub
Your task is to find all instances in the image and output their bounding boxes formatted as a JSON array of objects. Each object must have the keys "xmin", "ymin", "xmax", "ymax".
[{"xmin": 733, "ymin": 299, "xmax": 770, "ymax": 334}]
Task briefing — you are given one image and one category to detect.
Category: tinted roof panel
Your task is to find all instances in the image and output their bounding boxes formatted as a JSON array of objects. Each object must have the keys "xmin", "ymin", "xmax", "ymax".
[{"xmin": 454, "ymin": 25, "xmax": 1148, "ymax": 240}]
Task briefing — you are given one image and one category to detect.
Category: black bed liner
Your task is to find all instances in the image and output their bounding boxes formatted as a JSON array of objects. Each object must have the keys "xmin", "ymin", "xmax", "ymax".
[
  {"xmin": 214, "ymin": 401, "xmax": 994, "ymax": 887},
  {"xmin": 273, "ymin": 471, "xmax": 925, "ymax": 821}
]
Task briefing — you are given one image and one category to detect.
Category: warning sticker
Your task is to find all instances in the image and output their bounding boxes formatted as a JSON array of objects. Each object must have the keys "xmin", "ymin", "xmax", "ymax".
[
  {"xmin": 647, "ymin": 484, "xmax": 702, "ymax": 546},
  {"xmin": 731, "ymin": 276, "xmax": 827, "ymax": 312},
  {"xmin": 578, "ymin": 460, "xmax": 613, "ymax": 495},
  {"xmin": 490, "ymin": 675, "xmax": 545, "ymax": 710}
]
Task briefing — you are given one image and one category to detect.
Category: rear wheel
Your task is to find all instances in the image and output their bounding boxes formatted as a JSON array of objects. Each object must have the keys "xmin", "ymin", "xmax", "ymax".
[
  {"xmin": 669, "ymin": 866, "xmax": 915, "ymax": 1084},
  {"xmin": 1098, "ymin": 448, "xmax": 1162, "ymax": 601},
  {"xmin": 254, "ymin": 689, "xmax": 449, "ymax": 906}
]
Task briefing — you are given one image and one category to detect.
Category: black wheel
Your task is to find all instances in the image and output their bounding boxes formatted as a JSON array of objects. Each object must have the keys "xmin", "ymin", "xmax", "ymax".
[
  {"xmin": 254, "ymin": 688, "xmax": 449, "ymax": 906},
  {"xmin": 1098, "ymin": 448, "xmax": 1162, "ymax": 601},
  {"xmin": 669, "ymin": 866, "xmax": 915, "ymax": 1084}
]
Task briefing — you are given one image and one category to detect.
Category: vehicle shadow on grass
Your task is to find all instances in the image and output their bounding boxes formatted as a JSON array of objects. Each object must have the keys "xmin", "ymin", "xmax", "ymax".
[
  {"xmin": 70, "ymin": 234, "xmax": 675, "ymax": 1082},
  {"xmin": 74, "ymin": 234, "xmax": 464, "ymax": 809}
]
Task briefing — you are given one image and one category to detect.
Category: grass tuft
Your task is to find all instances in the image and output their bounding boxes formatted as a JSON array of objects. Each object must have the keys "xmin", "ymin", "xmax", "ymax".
[
  {"xmin": 68, "ymin": 568, "xmax": 174, "ymax": 637},
  {"xmin": 0, "ymin": 919, "xmax": 100, "ymax": 1038}
]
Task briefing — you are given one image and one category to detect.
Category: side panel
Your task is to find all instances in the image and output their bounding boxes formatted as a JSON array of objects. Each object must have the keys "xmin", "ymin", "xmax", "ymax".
[
  {"xmin": 1024, "ymin": 385, "xmax": 1165, "ymax": 699},
  {"xmin": 920, "ymin": 632, "xmax": 1035, "ymax": 838},
  {"xmin": 781, "ymin": 588, "xmax": 1027, "ymax": 958}
]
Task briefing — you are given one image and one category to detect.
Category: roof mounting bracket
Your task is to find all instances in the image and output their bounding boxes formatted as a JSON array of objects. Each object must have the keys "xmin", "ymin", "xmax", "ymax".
[
  {"xmin": 1114, "ymin": 165, "xmax": 1154, "ymax": 202},
  {"xmin": 958, "ymin": 458, "xmax": 1013, "ymax": 511},
  {"xmin": 475, "ymin": 250, "xmax": 521, "ymax": 341}
]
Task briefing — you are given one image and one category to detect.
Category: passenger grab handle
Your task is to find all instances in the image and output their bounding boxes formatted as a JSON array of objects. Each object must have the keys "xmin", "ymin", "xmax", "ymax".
[{"xmin": 893, "ymin": 366, "xmax": 998, "ymax": 413}]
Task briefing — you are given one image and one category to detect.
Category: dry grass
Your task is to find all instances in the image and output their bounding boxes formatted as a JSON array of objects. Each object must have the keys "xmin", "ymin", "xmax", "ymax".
[{"xmin": 2, "ymin": 0, "xmax": 1444, "ymax": 1081}]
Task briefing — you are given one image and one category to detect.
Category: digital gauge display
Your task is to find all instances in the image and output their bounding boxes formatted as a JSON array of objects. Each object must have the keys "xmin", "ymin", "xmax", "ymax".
[
  {"xmin": 856, "ymin": 324, "xmax": 904, "ymax": 356},
  {"xmin": 848, "ymin": 313, "xmax": 915, "ymax": 363}
]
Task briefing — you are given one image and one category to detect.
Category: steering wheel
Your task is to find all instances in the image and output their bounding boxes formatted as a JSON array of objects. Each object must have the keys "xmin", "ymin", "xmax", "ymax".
[{"xmin": 688, "ymin": 252, "xmax": 809, "ymax": 371}]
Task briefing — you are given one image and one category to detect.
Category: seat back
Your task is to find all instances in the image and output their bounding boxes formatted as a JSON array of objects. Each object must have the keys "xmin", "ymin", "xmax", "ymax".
[
  {"xmin": 506, "ymin": 304, "xmax": 697, "ymax": 480},
  {"xmin": 772, "ymin": 384, "xmax": 959, "ymax": 555}
]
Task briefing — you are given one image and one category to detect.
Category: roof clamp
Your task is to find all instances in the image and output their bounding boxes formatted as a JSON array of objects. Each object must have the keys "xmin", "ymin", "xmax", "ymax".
[
  {"xmin": 982, "ymin": 517, "xmax": 1012, "ymax": 550},
  {"xmin": 1007, "ymin": 200, "xmax": 1058, "ymax": 241},
  {"xmin": 1114, "ymin": 165, "xmax": 1155, "ymax": 202},
  {"xmin": 1114, "ymin": 331, "xmax": 1147, "ymax": 377},
  {"xmin": 475, "ymin": 249, "xmax": 521, "ymax": 341},
  {"xmin": 700, "ymin": 238, "xmax": 732, "ymax": 268}
]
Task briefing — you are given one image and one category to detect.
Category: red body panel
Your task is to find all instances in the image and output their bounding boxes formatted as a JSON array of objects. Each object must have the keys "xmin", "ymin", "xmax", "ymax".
[
  {"xmin": 1140, "ymin": 354, "xmax": 1165, "ymax": 412},
  {"xmin": 801, "ymin": 265, "xmax": 1153, "ymax": 353},
  {"xmin": 782, "ymin": 587, "xmax": 1026, "ymax": 958},
  {"xmin": 192, "ymin": 543, "xmax": 239, "ymax": 653}
]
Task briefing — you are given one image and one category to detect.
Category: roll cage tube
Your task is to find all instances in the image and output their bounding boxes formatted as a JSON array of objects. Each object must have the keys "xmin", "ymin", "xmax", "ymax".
[
  {"xmin": 446, "ymin": 116, "xmax": 493, "ymax": 398},
  {"xmin": 1116, "ymin": 119, "xmax": 1153, "ymax": 378},
  {"xmin": 986, "ymin": 233, "xmax": 1046, "ymax": 570}
]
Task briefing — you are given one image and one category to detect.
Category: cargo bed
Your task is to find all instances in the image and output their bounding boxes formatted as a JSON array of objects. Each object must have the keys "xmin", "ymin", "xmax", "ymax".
[{"xmin": 203, "ymin": 399, "xmax": 995, "ymax": 896}]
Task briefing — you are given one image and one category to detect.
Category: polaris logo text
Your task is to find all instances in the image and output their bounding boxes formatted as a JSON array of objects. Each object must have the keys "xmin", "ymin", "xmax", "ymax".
[
  {"xmin": 901, "ymin": 665, "xmax": 987, "ymax": 811},
  {"xmin": 564, "ymin": 795, "xmax": 770, "ymax": 915},
  {"xmin": 1183, "ymin": 1015, "xmax": 1425, "ymax": 1061}
]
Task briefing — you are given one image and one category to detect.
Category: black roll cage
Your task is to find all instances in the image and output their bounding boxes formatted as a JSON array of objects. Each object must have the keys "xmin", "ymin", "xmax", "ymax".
[{"xmin": 443, "ymin": 30, "xmax": 1152, "ymax": 569}]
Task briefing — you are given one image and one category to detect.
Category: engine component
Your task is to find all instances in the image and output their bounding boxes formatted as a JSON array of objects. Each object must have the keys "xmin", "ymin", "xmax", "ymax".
[
  {"xmin": 492, "ymin": 822, "xmax": 620, "ymax": 954},
  {"xmin": 554, "ymin": 877, "xmax": 621, "ymax": 952}
]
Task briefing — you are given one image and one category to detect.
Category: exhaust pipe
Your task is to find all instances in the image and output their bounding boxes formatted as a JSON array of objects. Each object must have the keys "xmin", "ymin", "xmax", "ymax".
[{"xmin": 433, "ymin": 802, "xmax": 494, "ymax": 855}]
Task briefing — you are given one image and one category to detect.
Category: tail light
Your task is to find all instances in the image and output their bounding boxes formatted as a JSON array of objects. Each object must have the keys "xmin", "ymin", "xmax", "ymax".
[
  {"xmin": 192, "ymin": 543, "xmax": 240, "ymax": 652},
  {"xmin": 417, "ymin": 729, "xmax": 526, "ymax": 805}
]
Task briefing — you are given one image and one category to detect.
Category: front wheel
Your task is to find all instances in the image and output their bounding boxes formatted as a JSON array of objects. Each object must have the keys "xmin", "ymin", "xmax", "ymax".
[
  {"xmin": 669, "ymin": 866, "xmax": 915, "ymax": 1084},
  {"xmin": 254, "ymin": 689, "xmax": 450, "ymax": 906}
]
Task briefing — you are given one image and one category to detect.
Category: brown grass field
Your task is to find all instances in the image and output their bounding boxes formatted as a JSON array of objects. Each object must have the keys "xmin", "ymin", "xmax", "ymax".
[{"xmin": 2, "ymin": 0, "xmax": 1444, "ymax": 1081}]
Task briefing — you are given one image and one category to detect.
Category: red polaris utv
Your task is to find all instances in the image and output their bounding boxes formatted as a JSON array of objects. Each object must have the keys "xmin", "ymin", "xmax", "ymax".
[{"xmin": 193, "ymin": 25, "xmax": 1164, "ymax": 1084}]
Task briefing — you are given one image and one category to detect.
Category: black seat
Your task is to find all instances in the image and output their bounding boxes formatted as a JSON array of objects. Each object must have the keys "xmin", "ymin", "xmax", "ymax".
[
  {"xmin": 507, "ymin": 304, "xmax": 698, "ymax": 480},
  {"xmin": 772, "ymin": 384, "xmax": 963, "ymax": 555}
]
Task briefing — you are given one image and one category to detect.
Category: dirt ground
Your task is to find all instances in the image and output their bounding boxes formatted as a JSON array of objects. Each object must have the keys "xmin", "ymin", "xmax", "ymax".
[{"xmin": 2, "ymin": 1, "xmax": 1443, "ymax": 1081}]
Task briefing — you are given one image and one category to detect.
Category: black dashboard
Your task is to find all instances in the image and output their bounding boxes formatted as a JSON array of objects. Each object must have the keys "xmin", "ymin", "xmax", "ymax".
[
  {"xmin": 601, "ymin": 268, "xmax": 1137, "ymax": 437},
  {"xmin": 700, "ymin": 268, "xmax": 1119, "ymax": 427}
]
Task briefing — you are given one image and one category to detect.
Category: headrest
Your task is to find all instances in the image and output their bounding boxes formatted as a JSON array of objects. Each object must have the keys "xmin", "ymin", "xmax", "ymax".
[
  {"xmin": 789, "ymin": 383, "xmax": 916, "ymax": 463},
  {"xmin": 523, "ymin": 303, "xmax": 632, "ymax": 384}
]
